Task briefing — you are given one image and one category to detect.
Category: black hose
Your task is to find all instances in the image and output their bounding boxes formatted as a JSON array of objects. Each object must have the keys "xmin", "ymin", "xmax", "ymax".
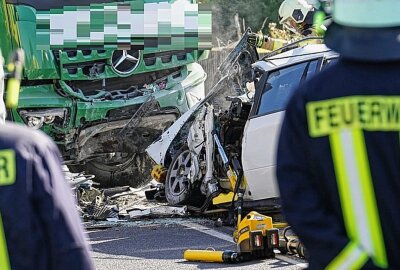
[
  {"xmin": 283, "ymin": 226, "xmax": 292, "ymax": 242},
  {"xmin": 187, "ymin": 190, "xmax": 222, "ymax": 213}
]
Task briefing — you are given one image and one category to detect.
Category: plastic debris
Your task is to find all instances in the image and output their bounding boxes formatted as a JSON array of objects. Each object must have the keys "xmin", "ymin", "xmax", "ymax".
[{"xmin": 128, "ymin": 205, "xmax": 187, "ymax": 219}]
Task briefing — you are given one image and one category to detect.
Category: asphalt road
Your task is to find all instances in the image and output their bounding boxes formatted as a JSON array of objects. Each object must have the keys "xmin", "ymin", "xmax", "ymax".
[{"xmin": 88, "ymin": 218, "xmax": 307, "ymax": 270}]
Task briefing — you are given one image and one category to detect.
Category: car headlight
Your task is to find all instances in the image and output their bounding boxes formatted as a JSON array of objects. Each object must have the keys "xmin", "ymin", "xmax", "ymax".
[{"xmin": 19, "ymin": 108, "xmax": 68, "ymax": 129}]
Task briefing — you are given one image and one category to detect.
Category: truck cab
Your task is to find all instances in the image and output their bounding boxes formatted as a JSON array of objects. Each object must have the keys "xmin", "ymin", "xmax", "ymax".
[{"xmin": 0, "ymin": 0, "xmax": 209, "ymax": 187}]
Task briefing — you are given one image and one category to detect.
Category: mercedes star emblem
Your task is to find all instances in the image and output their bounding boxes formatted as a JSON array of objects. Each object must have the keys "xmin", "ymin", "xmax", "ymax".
[{"xmin": 111, "ymin": 50, "xmax": 141, "ymax": 75}]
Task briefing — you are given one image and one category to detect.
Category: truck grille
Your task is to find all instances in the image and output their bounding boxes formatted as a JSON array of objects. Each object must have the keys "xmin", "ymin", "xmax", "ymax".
[
  {"xmin": 53, "ymin": 49, "xmax": 196, "ymax": 80},
  {"xmin": 67, "ymin": 67, "xmax": 182, "ymax": 96}
]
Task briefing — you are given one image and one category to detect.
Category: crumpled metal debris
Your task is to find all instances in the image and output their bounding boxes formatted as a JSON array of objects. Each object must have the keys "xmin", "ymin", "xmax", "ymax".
[
  {"xmin": 103, "ymin": 186, "xmax": 131, "ymax": 197},
  {"xmin": 70, "ymin": 176, "xmax": 162, "ymax": 220},
  {"xmin": 144, "ymin": 183, "xmax": 166, "ymax": 202},
  {"xmin": 64, "ymin": 165, "xmax": 95, "ymax": 189},
  {"xmin": 64, "ymin": 165, "xmax": 117, "ymax": 221},
  {"xmin": 64, "ymin": 165, "xmax": 186, "ymax": 222},
  {"xmin": 128, "ymin": 205, "xmax": 187, "ymax": 219},
  {"xmin": 84, "ymin": 199, "xmax": 119, "ymax": 221}
]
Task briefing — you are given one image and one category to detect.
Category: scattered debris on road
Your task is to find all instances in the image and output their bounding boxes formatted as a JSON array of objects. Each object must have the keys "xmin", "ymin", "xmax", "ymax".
[
  {"xmin": 129, "ymin": 205, "xmax": 187, "ymax": 219},
  {"xmin": 65, "ymin": 166, "xmax": 189, "ymax": 222}
]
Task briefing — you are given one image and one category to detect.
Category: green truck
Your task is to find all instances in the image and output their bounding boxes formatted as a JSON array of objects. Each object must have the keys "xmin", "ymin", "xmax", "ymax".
[{"xmin": 0, "ymin": 0, "xmax": 209, "ymax": 186}]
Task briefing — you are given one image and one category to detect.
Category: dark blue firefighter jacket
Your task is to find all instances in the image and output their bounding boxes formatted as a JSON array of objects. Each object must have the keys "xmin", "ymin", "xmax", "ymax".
[
  {"xmin": 277, "ymin": 59, "xmax": 400, "ymax": 269},
  {"xmin": 0, "ymin": 123, "xmax": 95, "ymax": 270}
]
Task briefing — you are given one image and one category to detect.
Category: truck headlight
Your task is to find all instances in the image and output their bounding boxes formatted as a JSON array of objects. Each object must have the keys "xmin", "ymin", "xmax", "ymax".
[{"xmin": 19, "ymin": 108, "xmax": 68, "ymax": 129}]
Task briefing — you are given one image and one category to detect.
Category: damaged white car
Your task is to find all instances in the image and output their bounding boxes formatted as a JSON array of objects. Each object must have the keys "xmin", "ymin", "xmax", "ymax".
[{"xmin": 146, "ymin": 32, "xmax": 338, "ymax": 212}]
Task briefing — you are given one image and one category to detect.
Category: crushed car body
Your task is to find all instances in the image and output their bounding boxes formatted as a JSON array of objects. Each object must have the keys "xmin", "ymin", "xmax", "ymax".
[{"xmin": 146, "ymin": 36, "xmax": 338, "ymax": 212}]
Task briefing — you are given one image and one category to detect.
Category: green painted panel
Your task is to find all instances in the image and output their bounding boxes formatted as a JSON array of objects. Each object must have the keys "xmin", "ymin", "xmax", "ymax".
[{"xmin": 15, "ymin": 6, "xmax": 60, "ymax": 79}]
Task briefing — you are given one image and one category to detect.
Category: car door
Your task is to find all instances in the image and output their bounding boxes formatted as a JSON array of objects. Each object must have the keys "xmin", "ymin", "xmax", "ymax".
[{"xmin": 242, "ymin": 59, "xmax": 321, "ymax": 201}]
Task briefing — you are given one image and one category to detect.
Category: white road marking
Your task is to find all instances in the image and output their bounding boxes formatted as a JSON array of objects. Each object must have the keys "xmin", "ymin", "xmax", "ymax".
[
  {"xmin": 183, "ymin": 222, "xmax": 308, "ymax": 268},
  {"xmin": 182, "ymin": 222, "xmax": 235, "ymax": 243},
  {"xmin": 276, "ymin": 255, "xmax": 308, "ymax": 268}
]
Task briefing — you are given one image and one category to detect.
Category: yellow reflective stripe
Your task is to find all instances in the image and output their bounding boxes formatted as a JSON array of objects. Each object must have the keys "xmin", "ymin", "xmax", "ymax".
[
  {"xmin": 326, "ymin": 242, "xmax": 368, "ymax": 270},
  {"xmin": 330, "ymin": 132, "xmax": 358, "ymax": 240},
  {"xmin": 307, "ymin": 96, "xmax": 400, "ymax": 137},
  {"xmin": 0, "ymin": 213, "xmax": 10, "ymax": 270},
  {"xmin": 0, "ymin": 150, "xmax": 15, "ymax": 270},
  {"xmin": 330, "ymin": 129, "xmax": 388, "ymax": 268},
  {"xmin": 0, "ymin": 150, "xmax": 16, "ymax": 186},
  {"xmin": 352, "ymin": 251, "xmax": 370, "ymax": 270},
  {"xmin": 352, "ymin": 130, "xmax": 387, "ymax": 268}
]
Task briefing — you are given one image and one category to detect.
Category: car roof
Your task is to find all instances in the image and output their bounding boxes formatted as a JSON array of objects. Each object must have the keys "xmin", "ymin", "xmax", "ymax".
[{"xmin": 253, "ymin": 44, "xmax": 339, "ymax": 72}]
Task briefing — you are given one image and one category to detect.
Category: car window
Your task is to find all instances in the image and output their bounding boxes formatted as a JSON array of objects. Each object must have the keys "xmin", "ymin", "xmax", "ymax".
[
  {"xmin": 322, "ymin": 58, "xmax": 339, "ymax": 70},
  {"xmin": 305, "ymin": 60, "xmax": 319, "ymax": 80},
  {"xmin": 257, "ymin": 61, "xmax": 309, "ymax": 116}
]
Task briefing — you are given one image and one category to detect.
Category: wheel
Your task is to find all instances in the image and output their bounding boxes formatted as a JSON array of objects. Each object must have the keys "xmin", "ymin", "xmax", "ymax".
[
  {"xmin": 165, "ymin": 148, "xmax": 193, "ymax": 205},
  {"xmin": 69, "ymin": 152, "xmax": 153, "ymax": 188},
  {"xmin": 165, "ymin": 147, "xmax": 205, "ymax": 206}
]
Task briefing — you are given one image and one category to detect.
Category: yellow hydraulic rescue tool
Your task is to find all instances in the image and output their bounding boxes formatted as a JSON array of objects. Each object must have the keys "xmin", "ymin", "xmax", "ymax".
[
  {"xmin": 184, "ymin": 211, "xmax": 280, "ymax": 263},
  {"xmin": 184, "ymin": 133, "xmax": 280, "ymax": 263}
]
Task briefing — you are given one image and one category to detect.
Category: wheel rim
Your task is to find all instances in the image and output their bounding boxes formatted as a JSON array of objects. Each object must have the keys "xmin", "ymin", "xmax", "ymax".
[{"xmin": 168, "ymin": 150, "xmax": 191, "ymax": 196}]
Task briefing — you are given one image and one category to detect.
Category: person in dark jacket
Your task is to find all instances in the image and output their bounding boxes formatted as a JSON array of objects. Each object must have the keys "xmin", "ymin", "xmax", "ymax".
[
  {"xmin": 0, "ymin": 51, "xmax": 95, "ymax": 270},
  {"xmin": 276, "ymin": 0, "xmax": 400, "ymax": 269}
]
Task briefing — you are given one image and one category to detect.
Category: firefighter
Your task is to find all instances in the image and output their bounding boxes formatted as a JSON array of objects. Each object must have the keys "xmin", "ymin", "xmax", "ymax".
[
  {"xmin": 0, "ymin": 51, "xmax": 95, "ymax": 269},
  {"xmin": 247, "ymin": 0, "xmax": 323, "ymax": 50},
  {"xmin": 276, "ymin": 0, "xmax": 400, "ymax": 269}
]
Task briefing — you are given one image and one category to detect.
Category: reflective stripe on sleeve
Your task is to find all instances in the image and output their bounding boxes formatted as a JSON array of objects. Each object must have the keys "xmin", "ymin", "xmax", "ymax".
[
  {"xmin": 0, "ymin": 213, "xmax": 10, "ymax": 270},
  {"xmin": 326, "ymin": 241, "xmax": 368, "ymax": 270},
  {"xmin": 330, "ymin": 129, "xmax": 388, "ymax": 268}
]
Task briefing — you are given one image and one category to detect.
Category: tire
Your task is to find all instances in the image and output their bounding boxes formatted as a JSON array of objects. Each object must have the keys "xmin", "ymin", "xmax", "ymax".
[
  {"xmin": 69, "ymin": 152, "xmax": 153, "ymax": 188},
  {"xmin": 165, "ymin": 147, "xmax": 205, "ymax": 206}
]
